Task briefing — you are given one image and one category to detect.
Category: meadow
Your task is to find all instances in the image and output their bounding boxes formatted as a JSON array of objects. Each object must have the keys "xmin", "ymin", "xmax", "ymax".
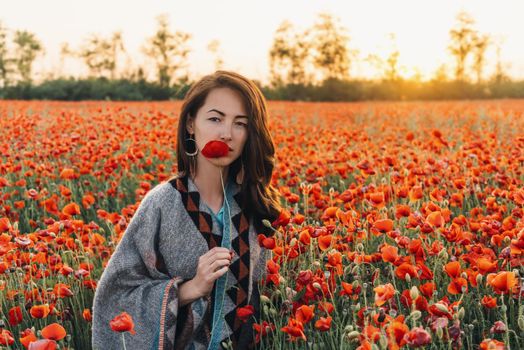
[{"xmin": 0, "ymin": 99, "xmax": 523, "ymax": 349}]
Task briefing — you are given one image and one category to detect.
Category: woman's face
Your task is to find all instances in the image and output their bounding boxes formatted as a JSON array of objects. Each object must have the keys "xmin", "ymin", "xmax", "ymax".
[{"xmin": 187, "ymin": 87, "xmax": 249, "ymax": 169}]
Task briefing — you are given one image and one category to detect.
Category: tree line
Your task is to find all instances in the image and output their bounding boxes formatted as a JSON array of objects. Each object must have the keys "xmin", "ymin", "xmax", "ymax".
[{"xmin": 0, "ymin": 12, "xmax": 522, "ymax": 101}]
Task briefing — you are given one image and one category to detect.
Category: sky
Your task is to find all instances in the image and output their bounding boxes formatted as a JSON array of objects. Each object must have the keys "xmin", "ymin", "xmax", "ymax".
[{"xmin": 1, "ymin": 0, "xmax": 524, "ymax": 84}]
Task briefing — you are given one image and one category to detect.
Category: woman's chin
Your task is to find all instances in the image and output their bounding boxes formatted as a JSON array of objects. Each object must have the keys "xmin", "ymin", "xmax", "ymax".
[{"xmin": 207, "ymin": 157, "xmax": 234, "ymax": 168}]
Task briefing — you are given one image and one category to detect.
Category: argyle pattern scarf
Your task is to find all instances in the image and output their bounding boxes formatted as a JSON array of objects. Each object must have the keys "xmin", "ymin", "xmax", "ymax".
[{"xmin": 169, "ymin": 174, "xmax": 255, "ymax": 349}]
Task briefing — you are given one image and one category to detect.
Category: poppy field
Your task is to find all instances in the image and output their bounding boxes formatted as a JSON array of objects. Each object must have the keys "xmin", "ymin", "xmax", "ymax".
[{"xmin": 0, "ymin": 99, "xmax": 523, "ymax": 349}]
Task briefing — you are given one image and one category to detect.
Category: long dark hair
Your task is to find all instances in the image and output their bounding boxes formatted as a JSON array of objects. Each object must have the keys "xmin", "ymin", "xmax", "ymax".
[{"xmin": 174, "ymin": 70, "xmax": 281, "ymax": 226}]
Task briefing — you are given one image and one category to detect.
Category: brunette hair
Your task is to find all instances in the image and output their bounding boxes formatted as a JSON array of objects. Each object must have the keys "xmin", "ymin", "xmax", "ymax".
[{"xmin": 175, "ymin": 70, "xmax": 281, "ymax": 226}]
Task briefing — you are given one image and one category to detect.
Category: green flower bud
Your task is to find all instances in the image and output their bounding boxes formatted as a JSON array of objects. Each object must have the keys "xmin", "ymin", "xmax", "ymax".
[
  {"xmin": 436, "ymin": 326, "xmax": 443, "ymax": 339},
  {"xmin": 262, "ymin": 219, "xmax": 273, "ymax": 228},
  {"xmin": 435, "ymin": 303, "xmax": 448, "ymax": 313},
  {"xmin": 410, "ymin": 310, "xmax": 422, "ymax": 321},
  {"xmin": 518, "ymin": 316, "xmax": 524, "ymax": 331},
  {"xmin": 410, "ymin": 286, "xmax": 420, "ymax": 300},
  {"xmin": 346, "ymin": 330, "xmax": 360, "ymax": 341}
]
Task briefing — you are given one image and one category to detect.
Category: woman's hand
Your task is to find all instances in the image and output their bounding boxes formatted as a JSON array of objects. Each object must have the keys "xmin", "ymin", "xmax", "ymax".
[
  {"xmin": 193, "ymin": 247, "xmax": 233, "ymax": 297},
  {"xmin": 179, "ymin": 247, "xmax": 233, "ymax": 306}
]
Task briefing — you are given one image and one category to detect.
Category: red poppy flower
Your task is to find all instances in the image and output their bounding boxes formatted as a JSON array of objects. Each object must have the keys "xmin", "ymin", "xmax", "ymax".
[
  {"xmin": 374, "ymin": 283, "xmax": 395, "ymax": 306},
  {"xmin": 444, "ymin": 261, "xmax": 461, "ymax": 279},
  {"xmin": 8, "ymin": 306, "xmax": 23, "ymax": 326},
  {"xmin": 314, "ymin": 316, "xmax": 332, "ymax": 331},
  {"xmin": 201, "ymin": 140, "xmax": 229, "ymax": 158},
  {"xmin": 487, "ymin": 271, "xmax": 517, "ymax": 294},
  {"xmin": 28, "ymin": 339, "xmax": 57, "ymax": 350},
  {"xmin": 0, "ymin": 329, "xmax": 14, "ymax": 346},
  {"xmin": 281, "ymin": 318, "xmax": 306, "ymax": 341},
  {"xmin": 236, "ymin": 305, "xmax": 255, "ymax": 323},
  {"xmin": 481, "ymin": 296, "xmax": 497, "ymax": 309},
  {"xmin": 41, "ymin": 323, "xmax": 67, "ymax": 341},
  {"xmin": 20, "ymin": 328, "xmax": 38, "ymax": 348},
  {"xmin": 30, "ymin": 304, "xmax": 50, "ymax": 319},
  {"xmin": 110, "ymin": 312, "xmax": 136, "ymax": 335},
  {"xmin": 403, "ymin": 326, "xmax": 431, "ymax": 347},
  {"xmin": 295, "ymin": 304, "xmax": 315, "ymax": 324}
]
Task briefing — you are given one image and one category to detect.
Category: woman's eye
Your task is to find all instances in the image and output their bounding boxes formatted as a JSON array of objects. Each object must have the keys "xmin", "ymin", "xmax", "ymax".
[
  {"xmin": 236, "ymin": 122, "xmax": 248, "ymax": 127},
  {"xmin": 209, "ymin": 117, "xmax": 220, "ymax": 122}
]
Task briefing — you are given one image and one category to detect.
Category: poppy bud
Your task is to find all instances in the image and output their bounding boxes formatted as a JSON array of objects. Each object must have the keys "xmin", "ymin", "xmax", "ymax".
[
  {"xmin": 518, "ymin": 316, "xmax": 524, "ymax": 331},
  {"xmin": 410, "ymin": 286, "xmax": 420, "ymax": 300},
  {"xmin": 346, "ymin": 330, "xmax": 360, "ymax": 341},
  {"xmin": 262, "ymin": 219, "xmax": 272, "ymax": 228},
  {"xmin": 435, "ymin": 303, "xmax": 448, "ymax": 313},
  {"xmin": 410, "ymin": 310, "xmax": 422, "ymax": 321}
]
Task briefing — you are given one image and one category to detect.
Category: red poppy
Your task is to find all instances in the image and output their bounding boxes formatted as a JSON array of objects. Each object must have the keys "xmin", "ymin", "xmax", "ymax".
[
  {"xmin": 201, "ymin": 140, "xmax": 229, "ymax": 158},
  {"xmin": 83, "ymin": 308, "xmax": 93, "ymax": 322},
  {"xmin": 479, "ymin": 339, "xmax": 505, "ymax": 350},
  {"xmin": 447, "ymin": 277, "xmax": 468, "ymax": 295},
  {"xmin": 30, "ymin": 304, "xmax": 50, "ymax": 319},
  {"xmin": 374, "ymin": 283, "xmax": 395, "ymax": 306},
  {"xmin": 110, "ymin": 312, "xmax": 136, "ymax": 335},
  {"xmin": 0, "ymin": 329, "xmax": 14, "ymax": 346},
  {"xmin": 314, "ymin": 316, "xmax": 332, "ymax": 331},
  {"xmin": 257, "ymin": 234, "xmax": 276, "ymax": 249},
  {"xmin": 380, "ymin": 243, "xmax": 398, "ymax": 263},
  {"xmin": 403, "ymin": 326, "xmax": 431, "ymax": 347},
  {"xmin": 395, "ymin": 263, "xmax": 418, "ymax": 280},
  {"xmin": 28, "ymin": 339, "xmax": 57, "ymax": 350},
  {"xmin": 20, "ymin": 328, "xmax": 38, "ymax": 348},
  {"xmin": 236, "ymin": 305, "xmax": 255, "ymax": 323},
  {"xmin": 41, "ymin": 323, "xmax": 67, "ymax": 341},
  {"xmin": 53, "ymin": 283, "xmax": 73, "ymax": 298},
  {"xmin": 295, "ymin": 304, "xmax": 315, "ymax": 324},
  {"xmin": 281, "ymin": 318, "xmax": 306, "ymax": 341},
  {"xmin": 8, "ymin": 306, "xmax": 23, "ymax": 326},
  {"xmin": 387, "ymin": 319, "xmax": 409, "ymax": 348},
  {"xmin": 444, "ymin": 261, "xmax": 461, "ymax": 279},
  {"xmin": 487, "ymin": 271, "xmax": 517, "ymax": 294},
  {"xmin": 373, "ymin": 219, "xmax": 394, "ymax": 233},
  {"xmin": 318, "ymin": 235, "xmax": 333, "ymax": 251},
  {"xmin": 481, "ymin": 296, "xmax": 497, "ymax": 309},
  {"xmin": 62, "ymin": 202, "xmax": 80, "ymax": 216},
  {"xmin": 272, "ymin": 210, "xmax": 291, "ymax": 228}
]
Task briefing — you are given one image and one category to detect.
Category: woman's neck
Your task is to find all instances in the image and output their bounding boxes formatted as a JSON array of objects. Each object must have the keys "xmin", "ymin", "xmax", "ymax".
[{"xmin": 191, "ymin": 162, "xmax": 229, "ymax": 204}]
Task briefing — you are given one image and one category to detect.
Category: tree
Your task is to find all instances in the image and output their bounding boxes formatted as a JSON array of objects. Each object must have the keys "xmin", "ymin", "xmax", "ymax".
[
  {"xmin": 143, "ymin": 14, "xmax": 191, "ymax": 87},
  {"xmin": 12, "ymin": 30, "xmax": 43, "ymax": 84},
  {"xmin": 491, "ymin": 36, "xmax": 509, "ymax": 85},
  {"xmin": 448, "ymin": 11, "xmax": 477, "ymax": 82},
  {"xmin": 268, "ymin": 20, "xmax": 311, "ymax": 86},
  {"xmin": 310, "ymin": 13, "xmax": 351, "ymax": 81},
  {"xmin": 366, "ymin": 33, "xmax": 402, "ymax": 82},
  {"xmin": 471, "ymin": 33, "xmax": 490, "ymax": 84},
  {"xmin": 78, "ymin": 31, "xmax": 125, "ymax": 79},
  {"xmin": 0, "ymin": 21, "xmax": 12, "ymax": 87},
  {"xmin": 207, "ymin": 39, "xmax": 224, "ymax": 71}
]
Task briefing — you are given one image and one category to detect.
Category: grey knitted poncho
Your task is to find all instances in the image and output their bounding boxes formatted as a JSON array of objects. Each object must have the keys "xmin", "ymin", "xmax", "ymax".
[{"xmin": 92, "ymin": 173, "xmax": 270, "ymax": 350}]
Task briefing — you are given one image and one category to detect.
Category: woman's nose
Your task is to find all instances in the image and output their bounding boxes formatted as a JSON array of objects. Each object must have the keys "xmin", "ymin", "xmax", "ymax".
[{"xmin": 220, "ymin": 124, "xmax": 232, "ymax": 140}]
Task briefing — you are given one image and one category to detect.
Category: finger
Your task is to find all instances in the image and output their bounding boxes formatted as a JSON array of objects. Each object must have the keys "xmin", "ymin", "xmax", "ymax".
[
  {"xmin": 210, "ymin": 247, "xmax": 230, "ymax": 254},
  {"xmin": 209, "ymin": 252, "xmax": 232, "ymax": 261},
  {"xmin": 210, "ymin": 259, "xmax": 231, "ymax": 272},
  {"xmin": 212, "ymin": 265, "xmax": 229, "ymax": 279}
]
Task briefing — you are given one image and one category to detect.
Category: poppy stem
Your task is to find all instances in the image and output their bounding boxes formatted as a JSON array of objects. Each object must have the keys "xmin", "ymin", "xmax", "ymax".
[{"xmin": 121, "ymin": 333, "xmax": 127, "ymax": 350}]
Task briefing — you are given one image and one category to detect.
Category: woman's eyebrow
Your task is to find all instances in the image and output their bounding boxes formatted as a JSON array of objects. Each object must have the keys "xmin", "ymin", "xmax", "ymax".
[{"xmin": 207, "ymin": 109, "xmax": 248, "ymax": 119}]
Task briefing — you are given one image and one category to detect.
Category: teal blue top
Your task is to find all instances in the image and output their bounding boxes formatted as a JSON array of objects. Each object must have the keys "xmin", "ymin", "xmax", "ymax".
[{"xmin": 209, "ymin": 205, "xmax": 224, "ymax": 231}]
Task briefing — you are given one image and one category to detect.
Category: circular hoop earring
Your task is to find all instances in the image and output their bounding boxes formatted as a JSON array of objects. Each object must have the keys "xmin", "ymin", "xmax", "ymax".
[{"xmin": 185, "ymin": 136, "xmax": 198, "ymax": 157}]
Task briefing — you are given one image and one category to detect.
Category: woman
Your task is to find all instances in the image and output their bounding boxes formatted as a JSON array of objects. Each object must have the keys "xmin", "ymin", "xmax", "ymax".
[{"xmin": 92, "ymin": 71, "xmax": 281, "ymax": 350}]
